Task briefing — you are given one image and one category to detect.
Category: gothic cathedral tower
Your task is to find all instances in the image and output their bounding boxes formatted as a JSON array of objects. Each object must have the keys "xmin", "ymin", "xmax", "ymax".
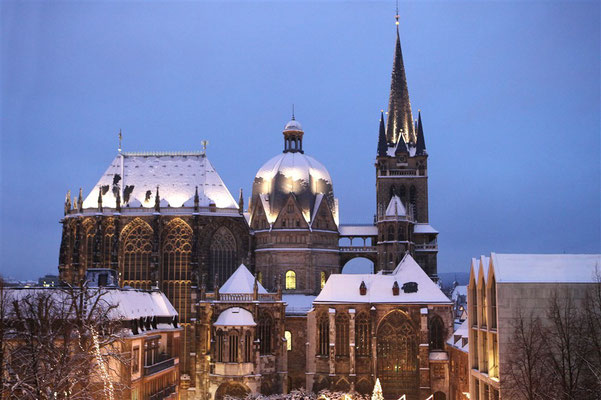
[{"xmin": 375, "ymin": 20, "xmax": 439, "ymax": 278}]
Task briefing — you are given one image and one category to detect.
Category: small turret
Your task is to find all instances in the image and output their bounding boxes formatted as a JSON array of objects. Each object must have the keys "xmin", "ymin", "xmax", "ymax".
[
  {"xmin": 415, "ymin": 110, "xmax": 426, "ymax": 155},
  {"xmin": 77, "ymin": 188, "xmax": 83, "ymax": 212},
  {"xmin": 194, "ymin": 186, "xmax": 199, "ymax": 212},
  {"xmin": 154, "ymin": 186, "xmax": 160, "ymax": 212},
  {"xmin": 377, "ymin": 111, "xmax": 388, "ymax": 157},
  {"xmin": 238, "ymin": 188, "xmax": 244, "ymax": 214},
  {"xmin": 97, "ymin": 188, "xmax": 103, "ymax": 212},
  {"xmin": 115, "ymin": 190, "xmax": 121, "ymax": 212},
  {"xmin": 64, "ymin": 190, "xmax": 72, "ymax": 215}
]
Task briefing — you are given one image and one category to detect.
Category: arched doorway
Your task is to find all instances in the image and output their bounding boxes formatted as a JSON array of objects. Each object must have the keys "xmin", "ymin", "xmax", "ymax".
[
  {"xmin": 376, "ymin": 311, "xmax": 418, "ymax": 399},
  {"xmin": 433, "ymin": 392, "xmax": 446, "ymax": 400},
  {"xmin": 215, "ymin": 382, "xmax": 250, "ymax": 400}
]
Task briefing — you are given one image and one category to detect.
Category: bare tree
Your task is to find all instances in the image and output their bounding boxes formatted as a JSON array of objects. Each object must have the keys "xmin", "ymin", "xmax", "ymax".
[
  {"xmin": 579, "ymin": 266, "xmax": 601, "ymax": 398},
  {"xmin": 504, "ymin": 309, "xmax": 550, "ymax": 400},
  {"xmin": 2, "ymin": 281, "xmax": 129, "ymax": 400}
]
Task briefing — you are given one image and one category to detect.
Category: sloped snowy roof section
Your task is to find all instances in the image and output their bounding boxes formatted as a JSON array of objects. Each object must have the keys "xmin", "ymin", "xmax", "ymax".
[
  {"xmin": 219, "ymin": 264, "xmax": 268, "ymax": 294},
  {"xmin": 491, "ymin": 253, "xmax": 601, "ymax": 283},
  {"xmin": 214, "ymin": 307, "xmax": 256, "ymax": 327},
  {"xmin": 386, "ymin": 195, "xmax": 406, "ymax": 216},
  {"xmin": 339, "ymin": 225, "xmax": 378, "ymax": 236},
  {"xmin": 82, "ymin": 152, "xmax": 238, "ymax": 210},
  {"xmin": 315, "ymin": 254, "xmax": 451, "ymax": 304}
]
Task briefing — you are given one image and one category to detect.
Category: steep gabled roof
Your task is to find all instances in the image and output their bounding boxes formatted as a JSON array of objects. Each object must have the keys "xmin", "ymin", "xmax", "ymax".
[
  {"xmin": 82, "ymin": 152, "xmax": 238, "ymax": 210},
  {"xmin": 219, "ymin": 264, "xmax": 267, "ymax": 294},
  {"xmin": 385, "ymin": 195, "xmax": 406, "ymax": 217},
  {"xmin": 314, "ymin": 254, "xmax": 450, "ymax": 304}
]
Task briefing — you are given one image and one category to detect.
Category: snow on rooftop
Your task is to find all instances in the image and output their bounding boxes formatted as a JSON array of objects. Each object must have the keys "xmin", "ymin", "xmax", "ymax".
[
  {"xmin": 315, "ymin": 254, "xmax": 451, "ymax": 304},
  {"xmin": 82, "ymin": 153, "xmax": 238, "ymax": 210},
  {"xmin": 446, "ymin": 319, "xmax": 469, "ymax": 352},
  {"xmin": 338, "ymin": 225, "xmax": 378, "ymax": 237},
  {"xmin": 5, "ymin": 288, "xmax": 177, "ymax": 320},
  {"xmin": 451, "ymin": 285, "xmax": 467, "ymax": 301},
  {"xmin": 213, "ymin": 307, "xmax": 256, "ymax": 327},
  {"xmin": 413, "ymin": 223, "xmax": 438, "ymax": 234},
  {"xmin": 385, "ymin": 195, "xmax": 406, "ymax": 217},
  {"xmin": 283, "ymin": 294, "xmax": 316, "ymax": 315},
  {"xmin": 490, "ymin": 253, "xmax": 601, "ymax": 283},
  {"xmin": 219, "ymin": 264, "xmax": 267, "ymax": 294}
]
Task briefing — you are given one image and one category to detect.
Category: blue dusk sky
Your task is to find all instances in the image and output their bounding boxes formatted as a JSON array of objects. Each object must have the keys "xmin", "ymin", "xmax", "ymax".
[{"xmin": 1, "ymin": 1, "xmax": 599, "ymax": 280}]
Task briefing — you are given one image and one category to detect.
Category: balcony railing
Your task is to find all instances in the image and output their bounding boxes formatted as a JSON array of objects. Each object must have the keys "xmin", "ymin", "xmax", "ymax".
[
  {"xmin": 339, "ymin": 246, "xmax": 377, "ymax": 253},
  {"xmin": 149, "ymin": 384, "xmax": 177, "ymax": 400},
  {"xmin": 414, "ymin": 242, "xmax": 438, "ymax": 250},
  {"xmin": 378, "ymin": 169, "xmax": 419, "ymax": 177},
  {"xmin": 144, "ymin": 357, "xmax": 175, "ymax": 376}
]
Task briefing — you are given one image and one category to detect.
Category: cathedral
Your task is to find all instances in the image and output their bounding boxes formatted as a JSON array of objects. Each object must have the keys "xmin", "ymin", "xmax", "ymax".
[{"xmin": 58, "ymin": 15, "xmax": 451, "ymax": 400}]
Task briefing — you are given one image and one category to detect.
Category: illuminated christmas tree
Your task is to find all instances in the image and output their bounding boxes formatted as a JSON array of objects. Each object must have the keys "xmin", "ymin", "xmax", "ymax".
[{"xmin": 371, "ymin": 378, "xmax": 383, "ymax": 400}]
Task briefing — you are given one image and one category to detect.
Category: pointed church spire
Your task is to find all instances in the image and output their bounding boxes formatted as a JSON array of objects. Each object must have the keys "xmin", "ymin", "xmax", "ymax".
[
  {"xmin": 238, "ymin": 188, "xmax": 244, "ymax": 214},
  {"xmin": 386, "ymin": 12, "xmax": 415, "ymax": 146},
  {"xmin": 77, "ymin": 187, "xmax": 83, "ymax": 212},
  {"xmin": 377, "ymin": 111, "xmax": 388, "ymax": 157},
  {"xmin": 415, "ymin": 110, "xmax": 426, "ymax": 155}
]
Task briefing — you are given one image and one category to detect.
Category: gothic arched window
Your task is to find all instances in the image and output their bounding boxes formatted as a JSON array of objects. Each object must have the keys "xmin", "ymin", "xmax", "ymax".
[
  {"xmin": 409, "ymin": 185, "xmax": 417, "ymax": 219},
  {"xmin": 161, "ymin": 219, "xmax": 192, "ymax": 323},
  {"xmin": 229, "ymin": 330, "xmax": 239, "ymax": 362},
  {"xmin": 216, "ymin": 330, "xmax": 224, "ymax": 362},
  {"xmin": 335, "ymin": 313, "xmax": 349, "ymax": 357},
  {"xmin": 285, "ymin": 330, "xmax": 292, "ymax": 351},
  {"xmin": 210, "ymin": 227, "xmax": 237, "ymax": 289},
  {"xmin": 244, "ymin": 331, "xmax": 253, "ymax": 362},
  {"xmin": 317, "ymin": 314, "xmax": 329, "ymax": 356},
  {"xmin": 320, "ymin": 271, "xmax": 327, "ymax": 289},
  {"xmin": 121, "ymin": 218, "xmax": 153, "ymax": 289},
  {"xmin": 387, "ymin": 225, "xmax": 394, "ymax": 241},
  {"xmin": 258, "ymin": 312, "xmax": 273, "ymax": 355},
  {"xmin": 83, "ymin": 219, "xmax": 95, "ymax": 269},
  {"xmin": 399, "ymin": 185, "xmax": 406, "ymax": 202},
  {"xmin": 429, "ymin": 316, "xmax": 445, "ymax": 350},
  {"xmin": 398, "ymin": 225, "xmax": 405, "ymax": 241},
  {"xmin": 102, "ymin": 219, "xmax": 115, "ymax": 268},
  {"xmin": 285, "ymin": 270, "xmax": 296, "ymax": 290},
  {"xmin": 355, "ymin": 312, "xmax": 371, "ymax": 356}
]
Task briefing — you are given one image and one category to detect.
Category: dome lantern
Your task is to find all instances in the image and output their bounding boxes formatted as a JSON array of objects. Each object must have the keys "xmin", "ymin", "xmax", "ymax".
[{"xmin": 283, "ymin": 117, "xmax": 304, "ymax": 154}]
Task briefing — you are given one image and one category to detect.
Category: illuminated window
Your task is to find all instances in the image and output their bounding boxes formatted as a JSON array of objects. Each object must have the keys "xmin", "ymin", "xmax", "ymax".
[
  {"xmin": 83, "ymin": 219, "xmax": 96, "ymax": 268},
  {"xmin": 103, "ymin": 219, "xmax": 115, "ymax": 267},
  {"xmin": 121, "ymin": 218, "xmax": 153, "ymax": 289},
  {"xmin": 257, "ymin": 271, "xmax": 263, "ymax": 285},
  {"xmin": 161, "ymin": 219, "xmax": 192, "ymax": 323},
  {"xmin": 285, "ymin": 330, "xmax": 292, "ymax": 351},
  {"xmin": 244, "ymin": 331, "xmax": 253, "ymax": 362},
  {"xmin": 320, "ymin": 271, "xmax": 327, "ymax": 289},
  {"xmin": 285, "ymin": 270, "xmax": 296, "ymax": 290},
  {"xmin": 229, "ymin": 331, "xmax": 239, "ymax": 362}
]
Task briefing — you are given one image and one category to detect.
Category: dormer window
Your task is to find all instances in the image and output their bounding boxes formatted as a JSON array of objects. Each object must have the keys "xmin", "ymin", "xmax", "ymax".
[
  {"xmin": 402, "ymin": 281, "xmax": 418, "ymax": 293},
  {"xmin": 392, "ymin": 281, "xmax": 400, "ymax": 296},
  {"xmin": 359, "ymin": 281, "xmax": 367, "ymax": 296}
]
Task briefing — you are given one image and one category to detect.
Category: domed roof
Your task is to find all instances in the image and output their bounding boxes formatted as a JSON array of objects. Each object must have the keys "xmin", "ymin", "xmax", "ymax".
[
  {"xmin": 252, "ymin": 119, "xmax": 336, "ymax": 224},
  {"xmin": 284, "ymin": 119, "xmax": 303, "ymax": 132}
]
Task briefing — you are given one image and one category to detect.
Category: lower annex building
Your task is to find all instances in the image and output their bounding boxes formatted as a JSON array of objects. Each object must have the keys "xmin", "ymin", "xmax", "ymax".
[{"xmin": 57, "ymin": 14, "xmax": 453, "ymax": 400}]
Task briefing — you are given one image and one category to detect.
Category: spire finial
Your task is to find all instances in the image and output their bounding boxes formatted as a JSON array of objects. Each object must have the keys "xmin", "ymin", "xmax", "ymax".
[
  {"xmin": 201, "ymin": 140, "xmax": 208, "ymax": 156},
  {"xmin": 395, "ymin": 0, "xmax": 399, "ymax": 25},
  {"xmin": 291, "ymin": 104, "xmax": 295, "ymax": 121},
  {"xmin": 118, "ymin": 129, "xmax": 122, "ymax": 153}
]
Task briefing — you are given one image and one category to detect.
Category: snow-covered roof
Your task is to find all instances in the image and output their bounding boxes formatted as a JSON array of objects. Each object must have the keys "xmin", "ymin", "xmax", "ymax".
[
  {"xmin": 491, "ymin": 253, "xmax": 601, "ymax": 283},
  {"xmin": 5, "ymin": 288, "xmax": 177, "ymax": 321},
  {"xmin": 314, "ymin": 254, "xmax": 451, "ymax": 304},
  {"xmin": 446, "ymin": 319, "xmax": 469, "ymax": 352},
  {"xmin": 385, "ymin": 195, "xmax": 406, "ymax": 217},
  {"xmin": 283, "ymin": 294, "xmax": 316, "ymax": 315},
  {"xmin": 82, "ymin": 153, "xmax": 238, "ymax": 210},
  {"xmin": 413, "ymin": 223, "xmax": 438, "ymax": 234},
  {"xmin": 219, "ymin": 264, "xmax": 267, "ymax": 294},
  {"xmin": 451, "ymin": 285, "xmax": 467, "ymax": 301},
  {"xmin": 284, "ymin": 119, "xmax": 303, "ymax": 132},
  {"xmin": 213, "ymin": 307, "xmax": 256, "ymax": 327},
  {"xmin": 338, "ymin": 225, "xmax": 378, "ymax": 237}
]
